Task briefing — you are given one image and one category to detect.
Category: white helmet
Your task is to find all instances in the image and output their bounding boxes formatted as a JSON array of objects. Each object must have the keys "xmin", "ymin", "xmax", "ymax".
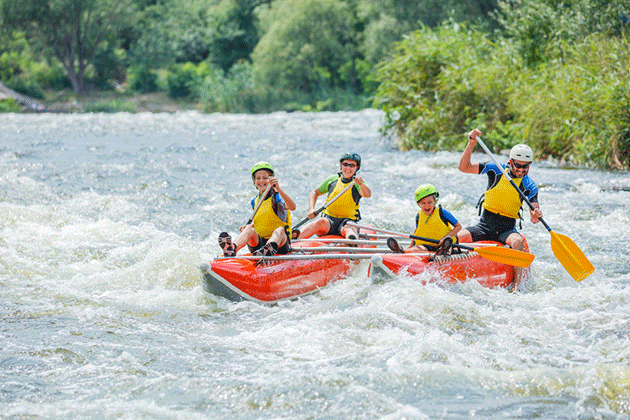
[{"xmin": 509, "ymin": 144, "xmax": 534, "ymax": 162}]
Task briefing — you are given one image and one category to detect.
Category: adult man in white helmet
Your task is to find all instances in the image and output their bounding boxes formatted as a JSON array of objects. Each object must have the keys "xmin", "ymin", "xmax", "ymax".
[{"xmin": 457, "ymin": 128, "xmax": 543, "ymax": 291}]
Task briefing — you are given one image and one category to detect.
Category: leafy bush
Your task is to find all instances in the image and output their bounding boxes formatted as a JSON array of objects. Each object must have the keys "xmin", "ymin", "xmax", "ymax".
[
  {"xmin": 0, "ymin": 98, "xmax": 21, "ymax": 112},
  {"xmin": 34, "ymin": 64, "xmax": 72, "ymax": 90},
  {"xmin": 0, "ymin": 51, "xmax": 21, "ymax": 81},
  {"xmin": 166, "ymin": 62, "xmax": 210, "ymax": 98},
  {"xmin": 252, "ymin": 0, "xmax": 356, "ymax": 93},
  {"xmin": 128, "ymin": 65, "xmax": 159, "ymax": 93},
  {"xmin": 508, "ymin": 35, "xmax": 630, "ymax": 168},
  {"xmin": 5, "ymin": 76, "xmax": 45, "ymax": 99},
  {"xmin": 92, "ymin": 47, "xmax": 126, "ymax": 89},
  {"xmin": 374, "ymin": 24, "xmax": 518, "ymax": 152},
  {"xmin": 83, "ymin": 99, "xmax": 137, "ymax": 113},
  {"xmin": 373, "ymin": 22, "xmax": 630, "ymax": 169},
  {"xmin": 197, "ymin": 61, "xmax": 256, "ymax": 113},
  {"xmin": 196, "ymin": 58, "xmax": 370, "ymax": 113},
  {"xmin": 1, "ymin": 49, "xmax": 70, "ymax": 91},
  {"xmin": 498, "ymin": 0, "xmax": 630, "ymax": 67}
]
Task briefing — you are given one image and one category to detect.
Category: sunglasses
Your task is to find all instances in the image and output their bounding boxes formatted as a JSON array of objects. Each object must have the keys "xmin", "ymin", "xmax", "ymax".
[
  {"xmin": 342, "ymin": 162, "xmax": 357, "ymax": 168},
  {"xmin": 511, "ymin": 161, "xmax": 530, "ymax": 169}
]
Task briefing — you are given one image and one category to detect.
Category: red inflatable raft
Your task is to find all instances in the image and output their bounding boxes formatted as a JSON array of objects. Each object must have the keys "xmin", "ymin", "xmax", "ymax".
[
  {"xmin": 200, "ymin": 235, "xmax": 373, "ymax": 303},
  {"xmin": 368, "ymin": 240, "xmax": 529, "ymax": 289}
]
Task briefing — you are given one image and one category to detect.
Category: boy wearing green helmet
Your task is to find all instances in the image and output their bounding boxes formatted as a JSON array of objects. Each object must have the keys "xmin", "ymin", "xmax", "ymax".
[
  {"xmin": 218, "ymin": 161, "xmax": 296, "ymax": 257},
  {"xmin": 387, "ymin": 184, "xmax": 461, "ymax": 254},
  {"xmin": 297, "ymin": 152, "xmax": 371, "ymax": 240}
]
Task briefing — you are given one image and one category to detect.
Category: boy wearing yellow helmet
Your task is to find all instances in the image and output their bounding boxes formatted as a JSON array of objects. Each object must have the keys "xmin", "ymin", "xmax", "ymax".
[
  {"xmin": 457, "ymin": 128, "xmax": 543, "ymax": 291},
  {"xmin": 297, "ymin": 152, "xmax": 371, "ymax": 240},
  {"xmin": 219, "ymin": 161, "xmax": 296, "ymax": 257},
  {"xmin": 387, "ymin": 184, "xmax": 461, "ymax": 254}
]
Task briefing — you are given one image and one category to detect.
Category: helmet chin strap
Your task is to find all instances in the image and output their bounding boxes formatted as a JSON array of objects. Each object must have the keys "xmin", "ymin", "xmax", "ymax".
[
  {"xmin": 338, "ymin": 172, "xmax": 356, "ymax": 182},
  {"xmin": 507, "ymin": 160, "xmax": 523, "ymax": 178}
]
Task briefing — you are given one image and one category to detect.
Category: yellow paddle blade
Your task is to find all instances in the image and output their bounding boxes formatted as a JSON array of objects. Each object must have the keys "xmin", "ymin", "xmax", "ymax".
[
  {"xmin": 474, "ymin": 246, "xmax": 535, "ymax": 268},
  {"xmin": 550, "ymin": 231, "xmax": 594, "ymax": 281}
]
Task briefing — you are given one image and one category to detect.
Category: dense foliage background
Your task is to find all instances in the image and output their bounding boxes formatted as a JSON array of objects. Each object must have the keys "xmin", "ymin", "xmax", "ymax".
[
  {"xmin": 375, "ymin": 0, "xmax": 630, "ymax": 169},
  {"xmin": 1, "ymin": 0, "xmax": 629, "ymax": 168}
]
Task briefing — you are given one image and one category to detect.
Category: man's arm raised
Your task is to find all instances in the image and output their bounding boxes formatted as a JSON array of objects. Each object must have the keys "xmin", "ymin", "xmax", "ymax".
[{"xmin": 458, "ymin": 128, "xmax": 482, "ymax": 174}]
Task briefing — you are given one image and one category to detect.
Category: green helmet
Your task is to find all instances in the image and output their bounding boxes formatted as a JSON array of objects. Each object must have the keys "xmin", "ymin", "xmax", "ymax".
[
  {"xmin": 414, "ymin": 184, "xmax": 439, "ymax": 203},
  {"xmin": 251, "ymin": 161, "xmax": 275, "ymax": 179}
]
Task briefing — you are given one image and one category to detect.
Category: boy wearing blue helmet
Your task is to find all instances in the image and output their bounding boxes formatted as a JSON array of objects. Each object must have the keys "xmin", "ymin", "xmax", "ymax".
[{"xmin": 297, "ymin": 153, "xmax": 371, "ymax": 240}]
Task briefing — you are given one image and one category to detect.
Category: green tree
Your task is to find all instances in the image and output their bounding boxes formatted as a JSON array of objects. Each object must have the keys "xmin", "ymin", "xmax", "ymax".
[
  {"xmin": 252, "ymin": 0, "xmax": 358, "ymax": 92},
  {"xmin": 127, "ymin": 2, "xmax": 177, "ymax": 69},
  {"xmin": 497, "ymin": 0, "xmax": 630, "ymax": 66},
  {"xmin": 121, "ymin": 0, "xmax": 201, "ymax": 92},
  {"xmin": 1, "ymin": 0, "xmax": 135, "ymax": 94},
  {"xmin": 373, "ymin": 24, "xmax": 516, "ymax": 151},
  {"xmin": 207, "ymin": 0, "xmax": 275, "ymax": 71},
  {"xmin": 358, "ymin": 0, "xmax": 499, "ymax": 64}
]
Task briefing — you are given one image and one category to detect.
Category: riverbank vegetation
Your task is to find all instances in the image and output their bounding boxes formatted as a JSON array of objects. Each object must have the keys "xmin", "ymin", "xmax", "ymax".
[
  {"xmin": 2, "ymin": 0, "xmax": 494, "ymax": 113},
  {"xmin": 375, "ymin": 0, "xmax": 630, "ymax": 169},
  {"xmin": 1, "ymin": 0, "xmax": 629, "ymax": 168}
]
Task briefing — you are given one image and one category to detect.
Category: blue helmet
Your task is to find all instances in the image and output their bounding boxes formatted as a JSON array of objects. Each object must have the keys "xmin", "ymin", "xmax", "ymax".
[{"xmin": 340, "ymin": 152, "xmax": 361, "ymax": 169}]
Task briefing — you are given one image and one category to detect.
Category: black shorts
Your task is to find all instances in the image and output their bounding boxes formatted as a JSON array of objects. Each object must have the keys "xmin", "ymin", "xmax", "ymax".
[
  {"xmin": 322, "ymin": 214, "xmax": 355, "ymax": 236},
  {"xmin": 466, "ymin": 210, "xmax": 521, "ymax": 244},
  {"xmin": 247, "ymin": 227, "xmax": 291, "ymax": 255}
]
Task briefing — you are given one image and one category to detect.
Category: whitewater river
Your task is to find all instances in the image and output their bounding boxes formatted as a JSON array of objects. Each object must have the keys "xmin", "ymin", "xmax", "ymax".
[{"xmin": 1, "ymin": 111, "xmax": 629, "ymax": 419}]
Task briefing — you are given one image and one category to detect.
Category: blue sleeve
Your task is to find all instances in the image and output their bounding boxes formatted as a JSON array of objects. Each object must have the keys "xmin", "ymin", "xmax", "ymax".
[
  {"xmin": 479, "ymin": 162, "xmax": 500, "ymax": 175},
  {"xmin": 274, "ymin": 192, "xmax": 285, "ymax": 206},
  {"xmin": 440, "ymin": 208, "xmax": 459, "ymax": 225},
  {"xmin": 250, "ymin": 197, "xmax": 256, "ymax": 209},
  {"xmin": 522, "ymin": 176, "xmax": 539, "ymax": 203}
]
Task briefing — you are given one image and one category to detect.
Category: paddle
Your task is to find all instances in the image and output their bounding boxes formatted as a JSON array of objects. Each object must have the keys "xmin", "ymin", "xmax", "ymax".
[
  {"xmin": 291, "ymin": 179, "xmax": 357, "ymax": 233},
  {"xmin": 287, "ymin": 246, "xmax": 399, "ymax": 254},
  {"xmin": 474, "ymin": 136, "xmax": 594, "ymax": 281},
  {"xmin": 215, "ymin": 252, "xmax": 432, "ymax": 262},
  {"xmin": 361, "ymin": 234, "xmax": 496, "ymax": 246},
  {"xmin": 245, "ymin": 182, "xmax": 273, "ymax": 225},
  {"xmin": 347, "ymin": 222, "xmax": 535, "ymax": 268},
  {"xmin": 293, "ymin": 238, "xmax": 411, "ymax": 246}
]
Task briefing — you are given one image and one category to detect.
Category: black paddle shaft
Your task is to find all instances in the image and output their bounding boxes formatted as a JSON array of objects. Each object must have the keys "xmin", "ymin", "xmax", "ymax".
[
  {"xmin": 408, "ymin": 233, "xmax": 474, "ymax": 251},
  {"xmin": 475, "ymin": 136, "xmax": 552, "ymax": 232},
  {"xmin": 292, "ymin": 180, "xmax": 357, "ymax": 231},
  {"xmin": 505, "ymin": 177, "xmax": 553, "ymax": 232},
  {"xmin": 292, "ymin": 204, "xmax": 326, "ymax": 230}
]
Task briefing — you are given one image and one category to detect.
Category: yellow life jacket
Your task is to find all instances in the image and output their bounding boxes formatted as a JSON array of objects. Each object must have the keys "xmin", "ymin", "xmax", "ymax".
[
  {"xmin": 412, "ymin": 207, "xmax": 454, "ymax": 246},
  {"xmin": 482, "ymin": 175, "xmax": 523, "ymax": 219},
  {"xmin": 322, "ymin": 179, "xmax": 359, "ymax": 220},
  {"xmin": 252, "ymin": 193, "xmax": 292, "ymax": 239}
]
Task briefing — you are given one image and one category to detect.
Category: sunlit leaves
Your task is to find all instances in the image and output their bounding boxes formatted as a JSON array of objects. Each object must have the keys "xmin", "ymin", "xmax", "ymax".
[
  {"xmin": 373, "ymin": 21, "xmax": 630, "ymax": 168},
  {"xmin": 252, "ymin": 0, "xmax": 356, "ymax": 92}
]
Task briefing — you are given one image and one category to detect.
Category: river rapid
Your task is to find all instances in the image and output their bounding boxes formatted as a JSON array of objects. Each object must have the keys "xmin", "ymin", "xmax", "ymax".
[{"xmin": 1, "ymin": 110, "xmax": 629, "ymax": 420}]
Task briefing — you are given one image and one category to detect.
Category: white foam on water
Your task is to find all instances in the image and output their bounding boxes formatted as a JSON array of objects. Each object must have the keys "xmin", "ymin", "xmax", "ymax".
[{"xmin": 2, "ymin": 112, "xmax": 629, "ymax": 419}]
